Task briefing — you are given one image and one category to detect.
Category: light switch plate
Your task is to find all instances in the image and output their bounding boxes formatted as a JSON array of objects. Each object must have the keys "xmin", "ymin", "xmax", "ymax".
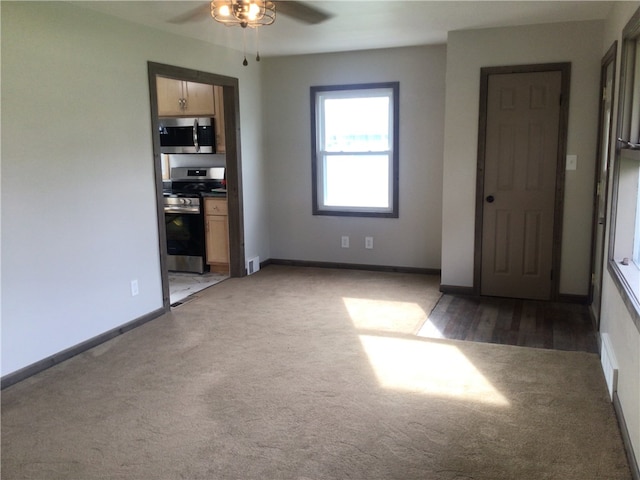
[{"xmin": 566, "ymin": 154, "xmax": 577, "ymax": 171}]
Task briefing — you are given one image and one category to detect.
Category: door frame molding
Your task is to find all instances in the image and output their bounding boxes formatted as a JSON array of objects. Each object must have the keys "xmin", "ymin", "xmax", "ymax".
[
  {"xmin": 589, "ymin": 42, "xmax": 618, "ymax": 327},
  {"xmin": 147, "ymin": 62, "xmax": 245, "ymax": 309},
  {"xmin": 473, "ymin": 62, "xmax": 571, "ymax": 301}
]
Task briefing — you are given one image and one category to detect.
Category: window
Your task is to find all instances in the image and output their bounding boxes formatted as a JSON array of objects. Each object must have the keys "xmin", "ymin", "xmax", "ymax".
[
  {"xmin": 311, "ymin": 82, "xmax": 399, "ymax": 217},
  {"xmin": 609, "ymin": 6, "xmax": 640, "ymax": 324}
]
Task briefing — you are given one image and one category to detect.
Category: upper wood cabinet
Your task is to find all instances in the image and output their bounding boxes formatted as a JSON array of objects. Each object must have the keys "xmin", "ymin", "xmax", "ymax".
[
  {"xmin": 156, "ymin": 77, "xmax": 215, "ymax": 117},
  {"xmin": 156, "ymin": 77, "xmax": 225, "ymax": 153}
]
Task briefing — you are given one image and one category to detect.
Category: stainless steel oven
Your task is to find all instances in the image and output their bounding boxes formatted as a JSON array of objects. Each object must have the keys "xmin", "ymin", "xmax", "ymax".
[
  {"xmin": 164, "ymin": 195, "xmax": 206, "ymax": 274},
  {"xmin": 163, "ymin": 167, "xmax": 226, "ymax": 274}
]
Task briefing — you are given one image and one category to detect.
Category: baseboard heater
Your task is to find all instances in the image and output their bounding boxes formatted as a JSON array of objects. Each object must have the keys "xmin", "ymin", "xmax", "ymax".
[{"xmin": 600, "ymin": 333, "xmax": 619, "ymax": 401}]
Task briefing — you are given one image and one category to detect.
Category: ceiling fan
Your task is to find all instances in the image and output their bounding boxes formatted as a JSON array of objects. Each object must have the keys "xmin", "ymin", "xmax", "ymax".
[
  {"xmin": 168, "ymin": 1, "xmax": 332, "ymax": 26},
  {"xmin": 169, "ymin": 1, "xmax": 332, "ymax": 65}
]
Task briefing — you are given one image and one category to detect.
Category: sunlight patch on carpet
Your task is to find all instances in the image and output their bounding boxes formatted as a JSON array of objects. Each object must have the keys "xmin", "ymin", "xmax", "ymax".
[
  {"xmin": 358, "ymin": 335, "xmax": 510, "ymax": 406},
  {"xmin": 343, "ymin": 297, "xmax": 428, "ymax": 334},
  {"xmin": 417, "ymin": 318, "xmax": 445, "ymax": 338}
]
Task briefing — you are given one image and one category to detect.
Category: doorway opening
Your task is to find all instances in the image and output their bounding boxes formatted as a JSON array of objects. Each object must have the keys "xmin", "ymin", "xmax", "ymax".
[
  {"xmin": 474, "ymin": 63, "xmax": 571, "ymax": 301},
  {"xmin": 147, "ymin": 62, "xmax": 245, "ymax": 309}
]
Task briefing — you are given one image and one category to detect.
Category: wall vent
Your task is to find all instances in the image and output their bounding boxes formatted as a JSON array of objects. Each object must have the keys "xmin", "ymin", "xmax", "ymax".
[
  {"xmin": 246, "ymin": 256, "xmax": 260, "ymax": 275},
  {"xmin": 600, "ymin": 333, "xmax": 619, "ymax": 401}
]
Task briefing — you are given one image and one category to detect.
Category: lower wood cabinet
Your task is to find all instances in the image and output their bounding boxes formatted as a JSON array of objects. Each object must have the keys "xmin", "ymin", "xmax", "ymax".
[{"xmin": 204, "ymin": 198, "xmax": 229, "ymax": 273}]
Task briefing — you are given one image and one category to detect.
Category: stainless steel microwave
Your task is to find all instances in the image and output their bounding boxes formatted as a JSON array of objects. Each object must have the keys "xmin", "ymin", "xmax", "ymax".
[{"xmin": 158, "ymin": 117, "xmax": 215, "ymax": 154}]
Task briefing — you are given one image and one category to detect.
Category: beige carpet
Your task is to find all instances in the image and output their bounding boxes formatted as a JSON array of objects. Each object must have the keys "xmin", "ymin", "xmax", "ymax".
[{"xmin": 1, "ymin": 265, "xmax": 631, "ymax": 479}]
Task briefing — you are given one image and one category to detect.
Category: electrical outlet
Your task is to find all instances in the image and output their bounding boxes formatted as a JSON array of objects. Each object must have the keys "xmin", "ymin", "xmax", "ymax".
[
  {"xmin": 341, "ymin": 236, "xmax": 350, "ymax": 248},
  {"xmin": 131, "ymin": 279, "xmax": 139, "ymax": 297},
  {"xmin": 365, "ymin": 236, "xmax": 374, "ymax": 249}
]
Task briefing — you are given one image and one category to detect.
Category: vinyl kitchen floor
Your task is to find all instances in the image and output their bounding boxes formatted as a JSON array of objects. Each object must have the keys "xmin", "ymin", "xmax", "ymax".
[{"xmin": 169, "ymin": 271, "xmax": 228, "ymax": 306}]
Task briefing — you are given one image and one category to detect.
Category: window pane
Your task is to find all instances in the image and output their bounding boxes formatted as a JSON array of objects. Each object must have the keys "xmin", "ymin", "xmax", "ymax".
[
  {"xmin": 324, "ymin": 154, "xmax": 390, "ymax": 208},
  {"xmin": 323, "ymin": 96, "xmax": 390, "ymax": 152}
]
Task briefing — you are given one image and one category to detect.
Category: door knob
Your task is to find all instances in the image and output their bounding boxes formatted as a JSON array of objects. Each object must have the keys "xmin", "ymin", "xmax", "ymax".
[{"xmin": 486, "ymin": 195, "xmax": 495, "ymax": 203}]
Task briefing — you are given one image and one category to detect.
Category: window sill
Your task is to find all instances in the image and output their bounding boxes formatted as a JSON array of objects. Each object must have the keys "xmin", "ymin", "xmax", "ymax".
[{"xmin": 608, "ymin": 259, "xmax": 640, "ymax": 334}]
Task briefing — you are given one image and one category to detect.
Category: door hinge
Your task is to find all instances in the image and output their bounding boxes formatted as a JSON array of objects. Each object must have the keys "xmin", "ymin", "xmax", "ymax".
[
  {"xmin": 559, "ymin": 94, "xmax": 563, "ymax": 105},
  {"xmin": 591, "ymin": 272, "xmax": 596, "ymax": 285},
  {"xmin": 550, "ymin": 269, "xmax": 554, "ymax": 280}
]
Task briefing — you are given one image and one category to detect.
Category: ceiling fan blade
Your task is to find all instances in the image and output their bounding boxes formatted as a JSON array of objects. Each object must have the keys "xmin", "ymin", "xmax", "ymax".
[
  {"xmin": 168, "ymin": 3, "xmax": 210, "ymax": 24},
  {"xmin": 274, "ymin": 1, "xmax": 332, "ymax": 25}
]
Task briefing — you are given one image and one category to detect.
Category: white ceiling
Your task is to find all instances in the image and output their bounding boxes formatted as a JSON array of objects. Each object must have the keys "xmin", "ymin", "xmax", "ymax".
[{"xmin": 75, "ymin": 1, "xmax": 615, "ymax": 57}]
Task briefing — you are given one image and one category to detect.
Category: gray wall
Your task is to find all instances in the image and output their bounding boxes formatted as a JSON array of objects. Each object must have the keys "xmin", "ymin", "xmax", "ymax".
[
  {"xmin": 1, "ymin": 2, "xmax": 269, "ymax": 376},
  {"xmin": 441, "ymin": 20, "xmax": 603, "ymax": 295},
  {"xmin": 262, "ymin": 45, "xmax": 446, "ymax": 269}
]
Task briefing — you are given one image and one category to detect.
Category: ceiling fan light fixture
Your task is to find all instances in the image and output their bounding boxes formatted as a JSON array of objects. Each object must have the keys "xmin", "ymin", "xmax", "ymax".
[
  {"xmin": 211, "ymin": 1, "xmax": 276, "ymax": 28},
  {"xmin": 211, "ymin": 0, "xmax": 275, "ymax": 66}
]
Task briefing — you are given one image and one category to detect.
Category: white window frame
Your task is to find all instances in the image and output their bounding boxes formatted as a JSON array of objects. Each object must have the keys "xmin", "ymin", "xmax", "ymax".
[
  {"xmin": 310, "ymin": 82, "xmax": 399, "ymax": 218},
  {"xmin": 609, "ymin": 6, "xmax": 640, "ymax": 328}
]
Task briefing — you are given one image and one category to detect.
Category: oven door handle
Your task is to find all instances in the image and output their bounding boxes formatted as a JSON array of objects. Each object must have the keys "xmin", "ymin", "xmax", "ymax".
[
  {"xmin": 164, "ymin": 206, "xmax": 200, "ymax": 214},
  {"xmin": 193, "ymin": 118, "xmax": 200, "ymax": 153}
]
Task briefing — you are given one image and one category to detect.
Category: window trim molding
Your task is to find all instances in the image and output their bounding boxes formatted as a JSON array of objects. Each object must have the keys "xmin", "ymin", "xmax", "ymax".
[
  {"xmin": 310, "ymin": 82, "xmax": 400, "ymax": 218},
  {"xmin": 607, "ymin": 6, "xmax": 640, "ymax": 333}
]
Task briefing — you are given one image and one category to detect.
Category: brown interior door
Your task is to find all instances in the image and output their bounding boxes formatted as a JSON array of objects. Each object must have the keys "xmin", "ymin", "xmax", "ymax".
[{"xmin": 481, "ymin": 70, "xmax": 562, "ymax": 300}]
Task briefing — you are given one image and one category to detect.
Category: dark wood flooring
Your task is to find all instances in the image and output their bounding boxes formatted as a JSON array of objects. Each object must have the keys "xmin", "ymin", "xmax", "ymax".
[{"xmin": 423, "ymin": 295, "xmax": 599, "ymax": 353}]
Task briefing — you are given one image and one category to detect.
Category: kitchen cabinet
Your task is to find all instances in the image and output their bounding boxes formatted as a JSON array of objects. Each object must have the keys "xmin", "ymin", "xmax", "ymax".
[
  {"xmin": 205, "ymin": 198, "xmax": 229, "ymax": 273},
  {"xmin": 213, "ymin": 85, "xmax": 226, "ymax": 153},
  {"xmin": 156, "ymin": 77, "xmax": 215, "ymax": 117}
]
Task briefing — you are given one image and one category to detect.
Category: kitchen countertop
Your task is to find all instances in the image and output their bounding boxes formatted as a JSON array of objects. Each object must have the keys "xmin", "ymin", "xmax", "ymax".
[{"xmin": 200, "ymin": 192, "xmax": 227, "ymax": 198}]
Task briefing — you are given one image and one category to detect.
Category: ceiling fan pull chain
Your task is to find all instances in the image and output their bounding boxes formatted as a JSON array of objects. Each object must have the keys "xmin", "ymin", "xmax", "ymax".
[
  {"xmin": 255, "ymin": 28, "xmax": 261, "ymax": 62},
  {"xmin": 242, "ymin": 28, "xmax": 248, "ymax": 66}
]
